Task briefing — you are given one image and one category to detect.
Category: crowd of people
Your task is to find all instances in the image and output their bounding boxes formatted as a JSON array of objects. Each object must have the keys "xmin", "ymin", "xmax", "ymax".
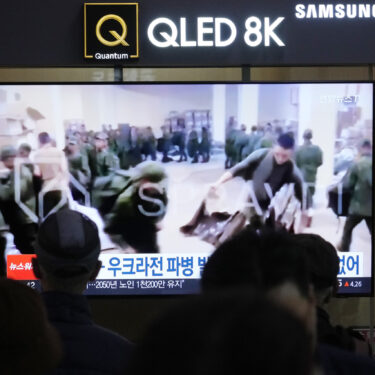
[
  {"xmin": 1, "ymin": 208, "xmax": 374, "ymax": 375},
  {"xmin": 64, "ymin": 122, "xmax": 213, "ymax": 171},
  {"xmin": 222, "ymin": 121, "xmax": 372, "ymax": 250}
]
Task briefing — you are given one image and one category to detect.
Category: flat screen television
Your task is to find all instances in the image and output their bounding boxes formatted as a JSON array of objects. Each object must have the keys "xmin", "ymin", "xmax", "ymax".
[{"xmin": 2, "ymin": 82, "xmax": 373, "ymax": 296}]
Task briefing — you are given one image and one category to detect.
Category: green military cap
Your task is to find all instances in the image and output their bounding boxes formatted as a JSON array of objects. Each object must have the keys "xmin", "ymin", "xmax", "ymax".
[
  {"xmin": 1, "ymin": 145, "xmax": 17, "ymax": 161},
  {"xmin": 95, "ymin": 131, "xmax": 108, "ymax": 140},
  {"xmin": 131, "ymin": 161, "xmax": 168, "ymax": 183}
]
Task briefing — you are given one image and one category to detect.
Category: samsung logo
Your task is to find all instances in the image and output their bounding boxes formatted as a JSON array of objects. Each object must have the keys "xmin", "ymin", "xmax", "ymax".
[{"xmin": 295, "ymin": 4, "xmax": 375, "ymax": 19}]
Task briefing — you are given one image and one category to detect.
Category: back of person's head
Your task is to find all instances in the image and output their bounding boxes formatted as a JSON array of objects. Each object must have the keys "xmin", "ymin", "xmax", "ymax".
[
  {"xmin": 0, "ymin": 145, "xmax": 17, "ymax": 162},
  {"xmin": 303, "ymin": 129, "xmax": 313, "ymax": 140},
  {"xmin": 202, "ymin": 228, "xmax": 311, "ymax": 298},
  {"xmin": 257, "ymin": 229, "xmax": 311, "ymax": 298},
  {"xmin": 294, "ymin": 233, "xmax": 339, "ymax": 305},
  {"xmin": 201, "ymin": 226, "xmax": 262, "ymax": 293},
  {"xmin": 32, "ymin": 208, "xmax": 102, "ymax": 294},
  {"xmin": 0, "ymin": 279, "xmax": 62, "ymax": 374},
  {"xmin": 38, "ymin": 132, "xmax": 51, "ymax": 145},
  {"xmin": 201, "ymin": 228, "xmax": 316, "ymax": 342},
  {"xmin": 360, "ymin": 138, "xmax": 372, "ymax": 155},
  {"xmin": 128, "ymin": 290, "xmax": 314, "ymax": 375}
]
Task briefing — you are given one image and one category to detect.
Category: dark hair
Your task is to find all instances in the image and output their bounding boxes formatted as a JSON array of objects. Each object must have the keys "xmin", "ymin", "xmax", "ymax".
[
  {"xmin": 38, "ymin": 132, "xmax": 51, "ymax": 145},
  {"xmin": 201, "ymin": 228, "xmax": 311, "ymax": 298},
  {"xmin": 257, "ymin": 229, "xmax": 311, "ymax": 298},
  {"xmin": 18, "ymin": 143, "xmax": 32, "ymax": 153},
  {"xmin": 294, "ymin": 233, "xmax": 339, "ymax": 292},
  {"xmin": 128, "ymin": 291, "xmax": 313, "ymax": 375},
  {"xmin": 361, "ymin": 139, "xmax": 372, "ymax": 149},
  {"xmin": 277, "ymin": 133, "xmax": 295, "ymax": 149},
  {"xmin": 303, "ymin": 129, "xmax": 313, "ymax": 140},
  {"xmin": 201, "ymin": 227, "xmax": 262, "ymax": 292},
  {"xmin": 0, "ymin": 279, "xmax": 62, "ymax": 374}
]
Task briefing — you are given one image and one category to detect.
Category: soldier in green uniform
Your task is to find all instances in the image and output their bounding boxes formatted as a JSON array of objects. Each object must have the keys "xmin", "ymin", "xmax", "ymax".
[
  {"xmin": 88, "ymin": 132, "xmax": 119, "ymax": 180},
  {"xmin": 295, "ymin": 129, "xmax": 323, "ymax": 210},
  {"xmin": 79, "ymin": 131, "xmax": 94, "ymax": 159},
  {"xmin": 187, "ymin": 125, "xmax": 200, "ymax": 163},
  {"xmin": 0, "ymin": 146, "xmax": 37, "ymax": 259},
  {"xmin": 338, "ymin": 140, "xmax": 372, "ymax": 252},
  {"xmin": 65, "ymin": 136, "xmax": 91, "ymax": 204},
  {"xmin": 241, "ymin": 126, "xmax": 259, "ymax": 160},
  {"xmin": 224, "ymin": 117, "xmax": 239, "ymax": 168},
  {"xmin": 254, "ymin": 124, "xmax": 274, "ymax": 151},
  {"xmin": 92, "ymin": 161, "xmax": 168, "ymax": 253},
  {"xmin": 199, "ymin": 126, "xmax": 211, "ymax": 163},
  {"xmin": 234, "ymin": 124, "xmax": 250, "ymax": 162}
]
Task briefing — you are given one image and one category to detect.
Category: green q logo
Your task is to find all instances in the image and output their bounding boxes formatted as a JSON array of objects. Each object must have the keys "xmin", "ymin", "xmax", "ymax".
[{"xmin": 96, "ymin": 14, "xmax": 129, "ymax": 46}]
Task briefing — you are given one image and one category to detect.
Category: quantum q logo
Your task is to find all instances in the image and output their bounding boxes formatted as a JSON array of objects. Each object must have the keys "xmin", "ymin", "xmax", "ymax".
[
  {"xmin": 96, "ymin": 14, "xmax": 129, "ymax": 46},
  {"xmin": 84, "ymin": 3, "xmax": 139, "ymax": 61}
]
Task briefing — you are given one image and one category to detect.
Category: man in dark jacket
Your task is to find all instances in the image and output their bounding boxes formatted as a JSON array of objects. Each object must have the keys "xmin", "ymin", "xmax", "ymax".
[
  {"xmin": 212, "ymin": 133, "xmax": 303, "ymax": 227},
  {"xmin": 32, "ymin": 209, "xmax": 133, "ymax": 375}
]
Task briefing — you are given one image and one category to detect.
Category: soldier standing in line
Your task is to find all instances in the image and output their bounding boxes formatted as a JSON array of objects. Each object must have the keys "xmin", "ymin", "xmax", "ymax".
[
  {"xmin": 295, "ymin": 129, "xmax": 323, "ymax": 215},
  {"xmin": 254, "ymin": 123, "xmax": 274, "ymax": 151},
  {"xmin": 173, "ymin": 122, "xmax": 188, "ymax": 162},
  {"xmin": 88, "ymin": 132, "xmax": 119, "ymax": 180},
  {"xmin": 65, "ymin": 136, "xmax": 91, "ymax": 204},
  {"xmin": 224, "ymin": 118, "xmax": 238, "ymax": 169},
  {"xmin": 187, "ymin": 125, "xmax": 200, "ymax": 163},
  {"xmin": 128, "ymin": 126, "xmax": 143, "ymax": 167},
  {"xmin": 199, "ymin": 127, "xmax": 211, "ymax": 163},
  {"xmin": 159, "ymin": 125, "xmax": 173, "ymax": 163},
  {"xmin": 141, "ymin": 126, "xmax": 157, "ymax": 161},
  {"xmin": 234, "ymin": 124, "xmax": 250, "ymax": 162},
  {"xmin": 78, "ymin": 131, "xmax": 94, "ymax": 159},
  {"xmin": 338, "ymin": 139, "xmax": 372, "ymax": 252},
  {"xmin": 17, "ymin": 143, "xmax": 34, "ymax": 174}
]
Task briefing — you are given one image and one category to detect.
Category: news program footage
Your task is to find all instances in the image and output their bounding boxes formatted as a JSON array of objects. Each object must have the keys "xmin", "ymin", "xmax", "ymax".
[{"xmin": 1, "ymin": 82, "xmax": 373, "ymax": 295}]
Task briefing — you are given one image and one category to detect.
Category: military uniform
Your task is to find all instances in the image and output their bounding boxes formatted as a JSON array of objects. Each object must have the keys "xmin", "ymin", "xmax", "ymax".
[
  {"xmin": 92, "ymin": 161, "xmax": 168, "ymax": 253},
  {"xmin": 67, "ymin": 152, "xmax": 91, "ymax": 203},
  {"xmin": 233, "ymin": 130, "xmax": 249, "ymax": 162},
  {"xmin": 141, "ymin": 133, "xmax": 157, "ymax": 161},
  {"xmin": 241, "ymin": 132, "xmax": 262, "ymax": 160},
  {"xmin": 340, "ymin": 153, "xmax": 372, "ymax": 251},
  {"xmin": 187, "ymin": 129, "xmax": 199, "ymax": 163},
  {"xmin": 88, "ymin": 149, "xmax": 119, "ymax": 179},
  {"xmin": 224, "ymin": 128, "xmax": 238, "ymax": 168},
  {"xmin": 172, "ymin": 129, "xmax": 187, "ymax": 162},
  {"xmin": 295, "ymin": 141, "xmax": 323, "ymax": 208},
  {"xmin": 199, "ymin": 128, "xmax": 211, "ymax": 163}
]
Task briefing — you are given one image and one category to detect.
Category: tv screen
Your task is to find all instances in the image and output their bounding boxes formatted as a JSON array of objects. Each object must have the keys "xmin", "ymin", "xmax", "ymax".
[{"xmin": 2, "ymin": 82, "xmax": 373, "ymax": 296}]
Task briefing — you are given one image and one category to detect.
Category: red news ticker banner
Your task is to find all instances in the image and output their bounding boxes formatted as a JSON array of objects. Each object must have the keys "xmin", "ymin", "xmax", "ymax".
[{"xmin": 7, "ymin": 254, "xmax": 37, "ymax": 280}]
